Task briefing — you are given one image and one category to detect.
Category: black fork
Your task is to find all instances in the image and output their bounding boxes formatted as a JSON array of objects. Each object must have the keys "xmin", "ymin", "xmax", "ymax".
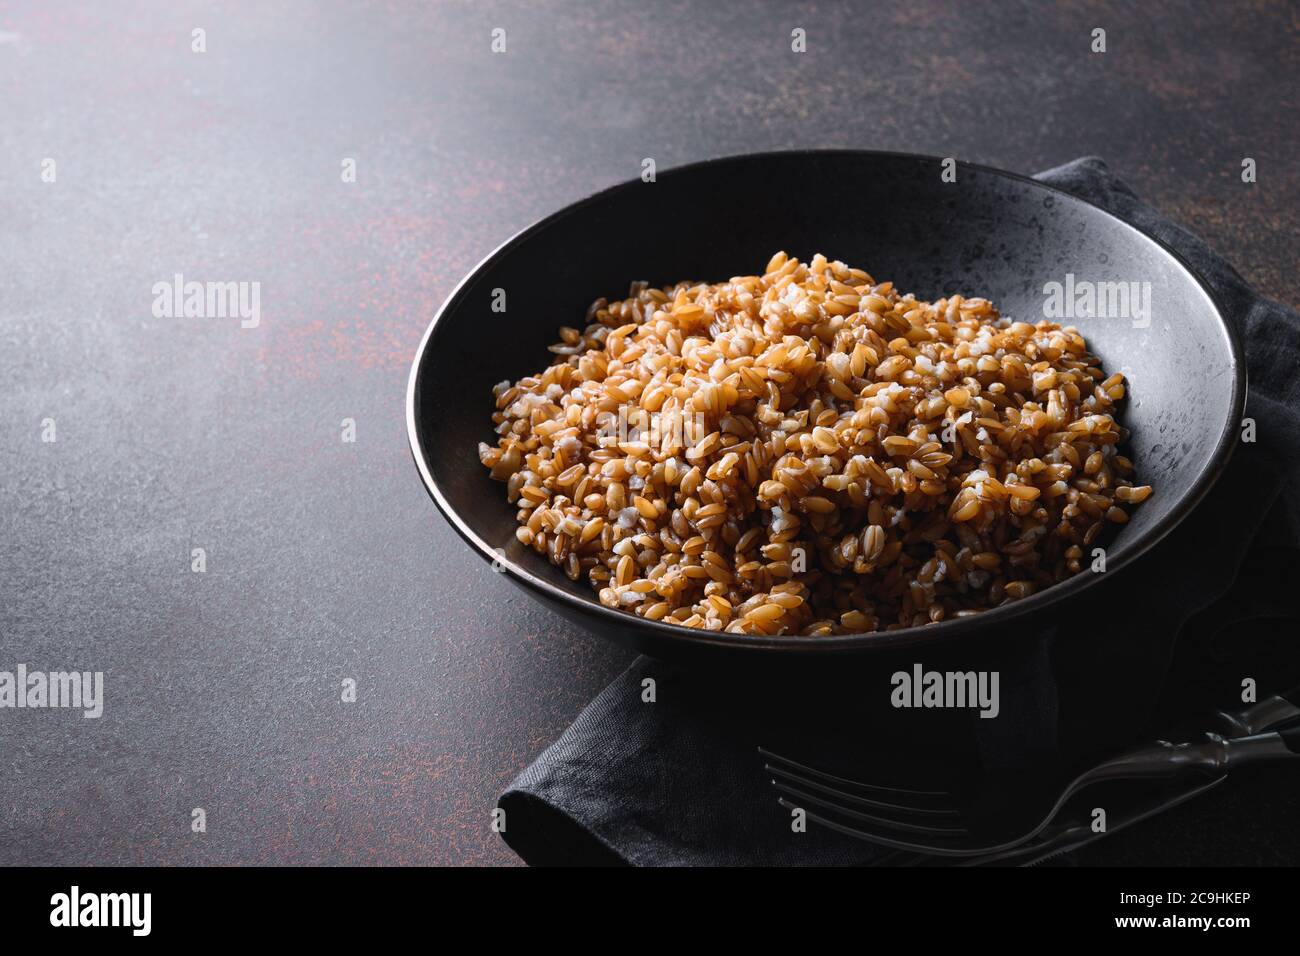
[{"xmin": 761, "ymin": 686, "xmax": 1300, "ymax": 858}]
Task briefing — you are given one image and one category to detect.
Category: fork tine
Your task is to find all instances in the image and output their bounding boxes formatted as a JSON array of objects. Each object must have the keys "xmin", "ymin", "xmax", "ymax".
[
  {"xmin": 778, "ymin": 798, "xmax": 968, "ymax": 853},
  {"xmin": 759, "ymin": 747, "xmax": 949, "ymax": 798},
  {"xmin": 765, "ymin": 763, "xmax": 960, "ymax": 817},
  {"xmin": 773, "ymin": 780, "xmax": 969, "ymax": 837}
]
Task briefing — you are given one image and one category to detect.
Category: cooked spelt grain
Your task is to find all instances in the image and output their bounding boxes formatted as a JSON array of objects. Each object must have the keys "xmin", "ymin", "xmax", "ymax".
[{"xmin": 478, "ymin": 253, "xmax": 1153, "ymax": 636}]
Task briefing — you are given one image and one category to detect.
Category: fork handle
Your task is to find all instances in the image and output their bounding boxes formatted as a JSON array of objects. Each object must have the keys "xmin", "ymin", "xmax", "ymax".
[
  {"xmin": 1215, "ymin": 682, "xmax": 1300, "ymax": 736},
  {"xmin": 1086, "ymin": 729, "xmax": 1300, "ymax": 783},
  {"xmin": 1221, "ymin": 726, "xmax": 1300, "ymax": 768},
  {"xmin": 1275, "ymin": 723, "xmax": 1300, "ymax": 754}
]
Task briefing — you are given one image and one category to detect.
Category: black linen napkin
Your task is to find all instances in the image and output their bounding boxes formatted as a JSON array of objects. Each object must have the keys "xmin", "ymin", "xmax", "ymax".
[{"xmin": 497, "ymin": 158, "xmax": 1300, "ymax": 866}]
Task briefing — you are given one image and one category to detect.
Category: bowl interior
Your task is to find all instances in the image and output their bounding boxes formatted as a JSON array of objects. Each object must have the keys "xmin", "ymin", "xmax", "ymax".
[{"xmin": 411, "ymin": 151, "xmax": 1240, "ymax": 650}]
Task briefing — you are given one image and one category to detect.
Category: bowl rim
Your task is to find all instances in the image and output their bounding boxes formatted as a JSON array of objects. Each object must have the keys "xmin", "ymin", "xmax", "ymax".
[{"xmin": 406, "ymin": 149, "xmax": 1247, "ymax": 653}]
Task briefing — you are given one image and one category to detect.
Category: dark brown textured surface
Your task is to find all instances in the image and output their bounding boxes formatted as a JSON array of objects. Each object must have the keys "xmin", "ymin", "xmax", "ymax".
[{"xmin": 0, "ymin": 0, "xmax": 1296, "ymax": 865}]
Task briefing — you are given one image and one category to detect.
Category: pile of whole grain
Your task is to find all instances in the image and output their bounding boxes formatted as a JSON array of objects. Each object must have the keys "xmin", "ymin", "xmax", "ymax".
[{"xmin": 479, "ymin": 252, "xmax": 1151, "ymax": 636}]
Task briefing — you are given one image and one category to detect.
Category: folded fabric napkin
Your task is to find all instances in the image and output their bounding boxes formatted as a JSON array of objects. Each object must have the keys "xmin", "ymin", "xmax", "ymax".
[{"xmin": 498, "ymin": 158, "xmax": 1300, "ymax": 866}]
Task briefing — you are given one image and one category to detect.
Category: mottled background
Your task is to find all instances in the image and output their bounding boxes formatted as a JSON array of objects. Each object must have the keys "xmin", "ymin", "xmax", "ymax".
[{"xmin": 0, "ymin": 0, "xmax": 1295, "ymax": 865}]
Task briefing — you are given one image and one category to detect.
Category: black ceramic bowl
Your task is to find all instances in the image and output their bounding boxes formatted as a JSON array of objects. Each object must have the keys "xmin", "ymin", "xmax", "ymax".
[{"xmin": 408, "ymin": 151, "xmax": 1244, "ymax": 661}]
